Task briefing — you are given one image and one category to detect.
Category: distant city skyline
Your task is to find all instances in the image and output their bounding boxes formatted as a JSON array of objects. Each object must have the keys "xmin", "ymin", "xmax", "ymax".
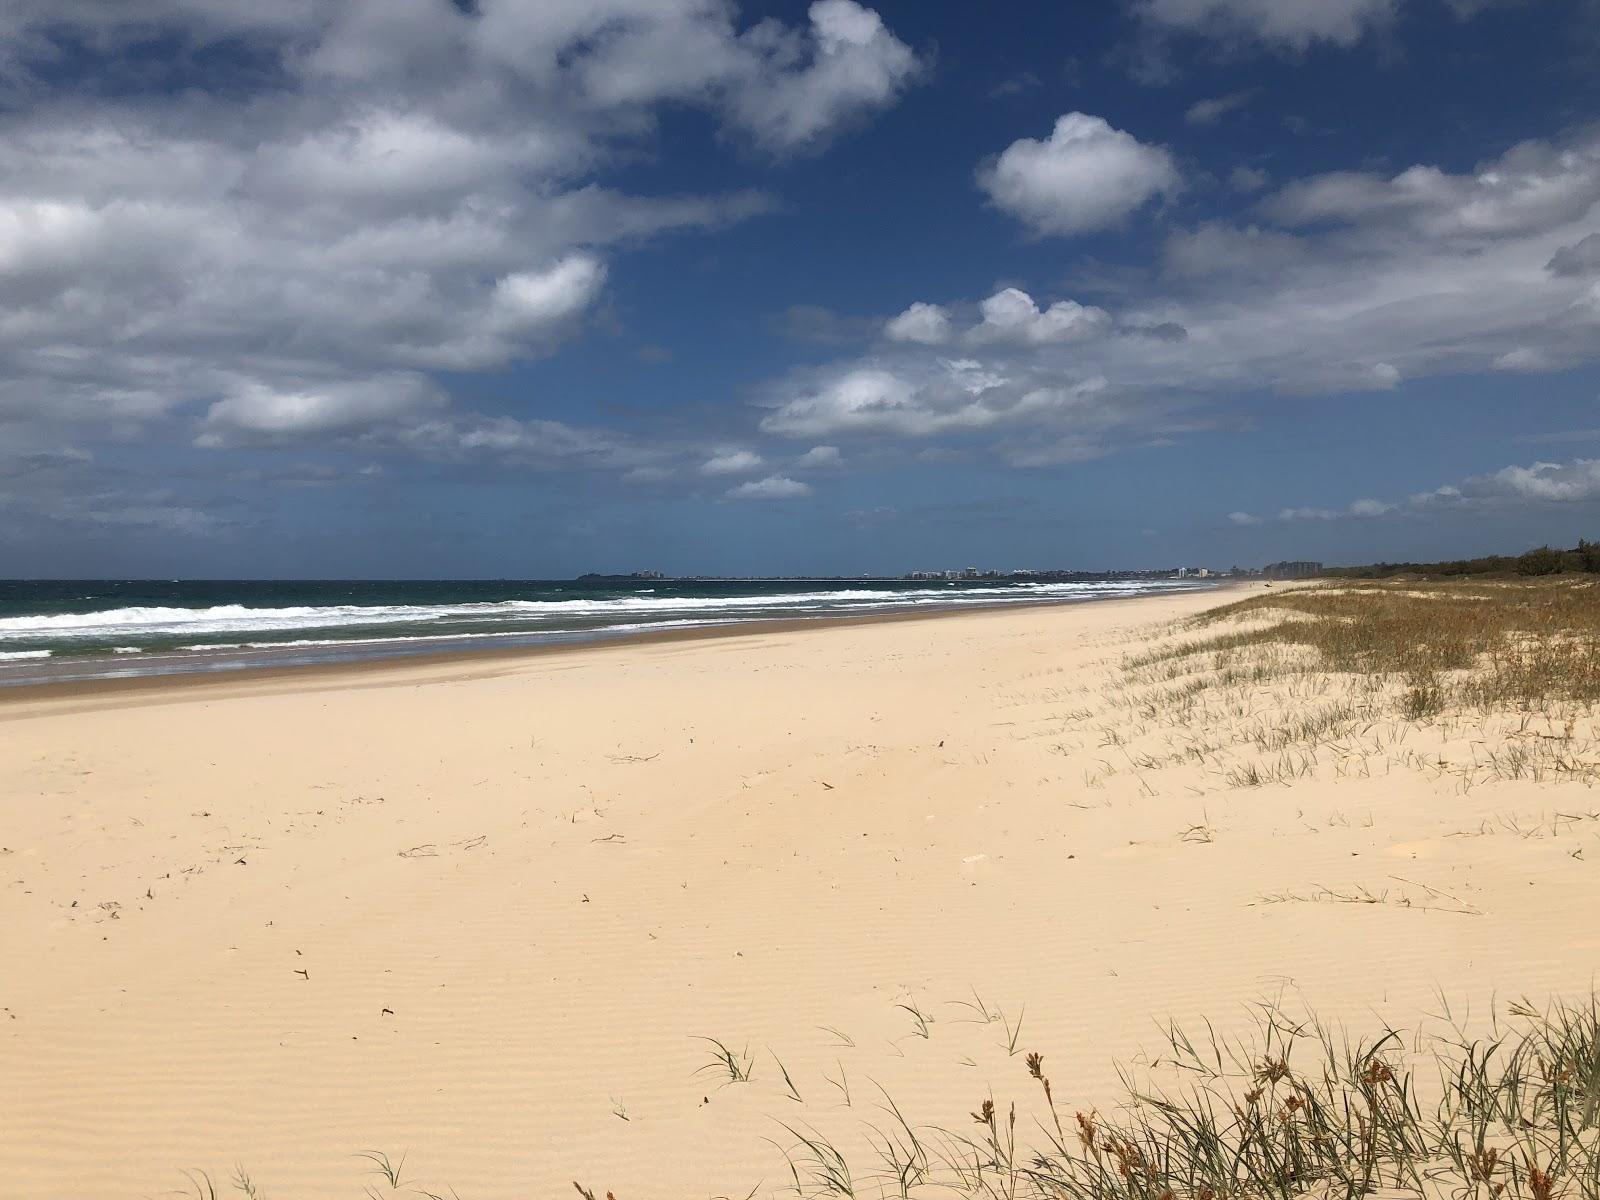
[{"xmin": 2, "ymin": 1, "xmax": 1598, "ymax": 577}]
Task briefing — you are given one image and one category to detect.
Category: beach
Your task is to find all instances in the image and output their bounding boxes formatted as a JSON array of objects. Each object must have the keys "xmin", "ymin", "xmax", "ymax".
[{"xmin": 5, "ymin": 585, "xmax": 1599, "ymax": 1199}]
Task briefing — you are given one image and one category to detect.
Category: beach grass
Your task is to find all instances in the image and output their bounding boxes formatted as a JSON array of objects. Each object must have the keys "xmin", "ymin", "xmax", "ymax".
[
  {"xmin": 179, "ymin": 996, "xmax": 1600, "ymax": 1198},
  {"xmin": 1102, "ymin": 578, "xmax": 1600, "ymax": 790},
  {"xmin": 763, "ymin": 995, "xmax": 1600, "ymax": 1200}
]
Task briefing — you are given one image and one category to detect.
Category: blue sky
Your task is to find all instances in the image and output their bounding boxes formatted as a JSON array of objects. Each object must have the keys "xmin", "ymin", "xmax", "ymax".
[{"xmin": 2, "ymin": 0, "xmax": 1599, "ymax": 577}]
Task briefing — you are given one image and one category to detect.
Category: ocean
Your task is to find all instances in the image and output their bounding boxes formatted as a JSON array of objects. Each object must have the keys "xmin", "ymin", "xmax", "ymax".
[{"xmin": 0, "ymin": 576, "xmax": 1213, "ymax": 686}]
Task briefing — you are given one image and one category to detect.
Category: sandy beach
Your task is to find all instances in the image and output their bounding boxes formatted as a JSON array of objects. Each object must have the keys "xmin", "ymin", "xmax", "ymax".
[{"xmin": 5, "ymin": 586, "xmax": 1599, "ymax": 1199}]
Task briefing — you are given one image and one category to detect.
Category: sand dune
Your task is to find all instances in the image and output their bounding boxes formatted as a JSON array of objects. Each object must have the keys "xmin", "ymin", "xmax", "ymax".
[{"xmin": 4, "ymin": 588, "xmax": 1598, "ymax": 1198}]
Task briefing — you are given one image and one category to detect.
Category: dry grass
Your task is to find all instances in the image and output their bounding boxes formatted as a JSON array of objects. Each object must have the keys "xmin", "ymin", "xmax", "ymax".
[
  {"xmin": 773, "ymin": 997, "xmax": 1600, "ymax": 1200},
  {"xmin": 1107, "ymin": 579, "xmax": 1600, "ymax": 791},
  {"xmin": 178, "ymin": 996, "xmax": 1600, "ymax": 1199}
]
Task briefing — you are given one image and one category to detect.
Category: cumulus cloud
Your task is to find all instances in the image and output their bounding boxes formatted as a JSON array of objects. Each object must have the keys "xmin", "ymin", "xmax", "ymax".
[
  {"xmin": 196, "ymin": 374, "xmax": 446, "ymax": 447},
  {"xmin": 757, "ymin": 357, "xmax": 1195, "ymax": 466},
  {"xmin": 1480, "ymin": 459, "xmax": 1600, "ymax": 503},
  {"xmin": 700, "ymin": 448, "xmax": 766, "ymax": 475},
  {"xmin": 977, "ymin": 113, "xmax": 1180, "ymax": 237},
  {"xmin": 718, "ymin": 0, "xmax": 922, "ymax": 152},
  {"xmin": 1261, "ymin": 138, "xmax": 1600, "ymax": 238},
  {"xmin": 796, "ymin": 444, "xmax": 844, "ymax": 468},
  {"xmin": 746, "ymin": 125, "xmax": 1600, "ymax": 478},
  {"xmin": 970, "ymin": 288, "xmax": 1112, "ymax": 345},
  {"xmin": 884, "ymin": 302, "xmax": 953, "ymax": 345},
  {"xmin": 0, "ymin": 0, "xmax": 919, "ymax": 479},
  {"xmin": 1239, "ymin": 457, "xmax": 1600, "ymax": 529},
  {"xmin": 727, "ymin": 474, "xmax": 813, "ymax": 499}
]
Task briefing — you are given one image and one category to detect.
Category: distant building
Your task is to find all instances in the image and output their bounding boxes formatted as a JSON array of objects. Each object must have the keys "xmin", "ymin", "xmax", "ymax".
[{"xmin": 1263, "ymin": 560, "xmax": 1324, "ymax": 579}]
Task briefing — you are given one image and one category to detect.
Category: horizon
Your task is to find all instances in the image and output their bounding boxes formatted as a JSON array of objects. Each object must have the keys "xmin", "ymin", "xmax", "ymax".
[{"xmin": 2, "ymin": 2, "xmax": 1598, "ymax": 576}]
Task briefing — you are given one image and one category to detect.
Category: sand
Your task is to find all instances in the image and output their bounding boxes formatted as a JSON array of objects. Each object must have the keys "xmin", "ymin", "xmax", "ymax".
[{"xmin": 4, "ymin": 588, "xmax": 1598, "ymax": 1198}]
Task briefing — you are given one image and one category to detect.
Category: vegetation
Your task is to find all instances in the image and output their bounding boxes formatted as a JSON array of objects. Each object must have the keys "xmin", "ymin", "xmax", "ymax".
[
  {"xmin": 1089, "ymin": 578, "xmax": 1600, "ymax": 791},
  {"xmin": 733, "ymin": 998, "xmax": 1600, "ymax": 1200},
  {"xmin": 182, "ymin": 997, "xmax": 1600, "ymax": 1199},
  {"xmin": 1328, "ymin": 539, "xmax": 1600, "ymax": 579},
  {"xmin": 1178, "ymin": 578, "xmax": 1600, "ymax": 711}
]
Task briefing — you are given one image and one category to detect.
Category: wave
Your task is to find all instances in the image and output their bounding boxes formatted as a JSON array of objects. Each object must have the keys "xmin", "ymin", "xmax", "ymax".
[
  {"xmin": 0, "ymin": 581, "xmax": 1183, "ymax": 643},
  {"xmin": 0, "ymin": 649, "xmax": 52, "ymax": 661}
]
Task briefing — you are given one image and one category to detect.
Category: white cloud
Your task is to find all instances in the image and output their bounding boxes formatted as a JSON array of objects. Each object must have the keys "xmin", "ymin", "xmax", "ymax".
[
  {"xmin": 1483, "ymin": 460, "xmax": 1600, "ymax": 503},
  {"xmin": 758, "ymin": 357, "xmax": 1187, "ymax": 460},
  {"xmin": 1252, "ymin": 457, "xmax": 1600, "ymax": 528},
  {"xmin": 1493, "ymin": 347, "xmax": 1560, "ymax": 372},
  {"xmin": 1163, "ymin": 222, "xmax": 1308, "ymax": 277},
  {"xmin": 0, "ymin": 0, "xmax": 918, "ymax": 470},
  {"xmin": 196, "ymin": 375, "xmax": 446, "ymax": 447},
  {"xmin": 761, "ymin": 368, "xmax": 925, "ymax": 437},
  {"xmin": 1261, "ymin": 138, "xmax": 1600, "ymax": 238},
  {"xmin": 727, "ymin": 474, "xmax": 813, "ymax": 499},
  {"xmin": 492, "ymin": 257, "xmax": 608, "ymax": 331},
  {"xmin": 1133, "ymin": 0, "xmax": 1400, "ymax": 50},
  {"xmin": 1131, "ymin": 0, "xmax": 1510, "ymax": 52},
  {"xmin": 977, "ymin": 113, "xmax": 1180, "ymax": 237},
  {"xmin": 1185, "ymin": 90, "xmax": 1254, "ymax": 126},
  {"xmin": 700, "ymin": 448, "xmax": 765, "ymax": 475},
  {"xmin": 1347, "ymin": 497, "xmax": 1394, "ymax": 516},
  {"xmin": 720, "ymin": 0, "xmax": 922, "ymax": 152},
  {"xmin": 884, "ymin": 302, "xmax": 953, "ymax": 345},
  {"xmin": 747, "ymin": 128, "xmax": 1600, "ymax": 473},
  {"xmin": 796, "ymin": 444, "xmax": 843, "ymax": 468},
  {"xmin": 971, "ymin": 288, "xmax": 1112, "ymax": 345}
]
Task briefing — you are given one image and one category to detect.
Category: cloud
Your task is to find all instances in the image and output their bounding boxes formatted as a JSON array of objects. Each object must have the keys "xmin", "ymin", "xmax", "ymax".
[
  {"xmin": 884, "ymin": 302, "xmax": 953, "ymax": 345},
  {"xmin": 0, "ymin": 0, "xmax": 918, "ymax": 479},
  {"xmin": 1480, "ymin": 459, "xmax": 1600, "ymax": 503},
  {"xmin": 1241, "ymin": 456, "xmax": 1600, "ymax": 529},
  {"xmin": 726, "ymin": 474, "xmax": 813, "ymax": 499},
  {"xmin": 1163, "ymin": 222, "xmax": 1309, "ymax": 277},
  {"xmin": 744, "ymin": 125, "xmax": 1600, "ymax": 477},
  {"xmin": 970, "ymin": 288, "xmax": 1112, "ymax": 345},
  {"xmin": 1549, "ymin": 233, "xmax": 1600, "ymax": 277},
  {"xmin": 1261, "ymin": 138, "xmax": 1600, "ymax": 238},
  {"xmin": 1228, "ymin": 165, "xmax": 1270, "ymax": 192},
  {"xmin": 1132, "ymin": 0, "xmax": 1400, "ymax": 50},
  {"xmin": 196, "ymin": 375, "xmax": 447, "ymax": 447},
  {"xmin": 719, "ymin": 0, "xmax": 923, "ymax": 152},
  {"xmin": 977, "ymin": 113, "xmax": 1180, "ymax": 237},
  {"xmin": 757, "ymin": 357, "xmax": 1198, "ymax": 463},
  {"xmin": 700, "ymin": 448, "xmax": 766, "ymax": 475},
  {"xmin": 796, "ymin": 444, "xmax": 844, "ymax": 468},
  {"xmin": 1130, "ymin": 0, "xmax": 1512, "ymax": 52},
  {"xmin": 1185, "ymin": 90, "xmax": 1255, "ymax": 125},
  {"xmin": 492, "ymin": 257, "xmax": 608, "ymax": 331}
]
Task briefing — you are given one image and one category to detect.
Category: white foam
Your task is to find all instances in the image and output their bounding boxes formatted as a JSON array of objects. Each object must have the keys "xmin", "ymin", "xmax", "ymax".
[
  {"xmin": 0, "ymin": 581, "xmax": 1201, "ymax": 646},
  {"xmin": 0, "ymin": 649, "xmax": 52, "ymax": 661}
]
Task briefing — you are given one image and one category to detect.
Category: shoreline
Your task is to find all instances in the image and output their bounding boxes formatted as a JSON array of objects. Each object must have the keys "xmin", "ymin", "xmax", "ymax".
[
  {"xmin": 7, "ymin": 579, "xmax": 1599, "ymax": 1199},
  {"xmin": 0, "ymin": 581, "xmax": 1238, "ymax": 713}
]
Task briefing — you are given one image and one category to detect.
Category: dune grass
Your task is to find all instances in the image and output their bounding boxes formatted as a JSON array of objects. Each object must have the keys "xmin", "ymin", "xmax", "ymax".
[
  {"xmin": 180, "ymin": 996, "xmax": 1600, "ymax": 1199},
  {"xmin": 754, "ymin": 997, "xmax": 1600, "ymax": 1200},
  {"xmin": 1101, "ymin": 578, "xmax": 1600, "ymax": 790}
]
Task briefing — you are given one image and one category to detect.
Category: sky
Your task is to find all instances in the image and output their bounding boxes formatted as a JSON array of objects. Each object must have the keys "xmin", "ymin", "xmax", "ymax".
[{"xmin": 2, "ymin": 0, "xmax": 1599, "ymax": 578}]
